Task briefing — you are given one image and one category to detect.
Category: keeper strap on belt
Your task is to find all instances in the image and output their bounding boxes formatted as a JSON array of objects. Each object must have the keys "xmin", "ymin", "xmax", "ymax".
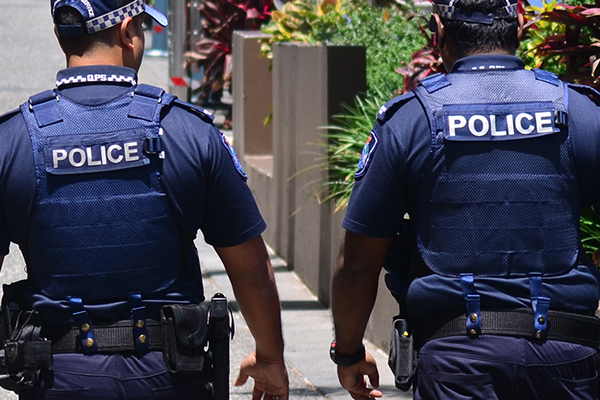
[
  {"xmin": 45, "ymin": 319, "xmax": 162, "ymax": 354},
  {"xmin": 414, "ymin": 308, "xmax": 600, "ymax": 349}
]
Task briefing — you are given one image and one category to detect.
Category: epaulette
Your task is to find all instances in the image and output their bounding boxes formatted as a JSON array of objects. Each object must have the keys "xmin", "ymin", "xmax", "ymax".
[
  {"xmin": 567, "ymin": 83, "xmax": 600, "ymax": 107},
  {"xmin": 376, "ymin": 92, "xmax": 416, "ymax": 123},
  {"xmin": 173, "ymin": 99, "xmax": 215, "ymax": 124}
]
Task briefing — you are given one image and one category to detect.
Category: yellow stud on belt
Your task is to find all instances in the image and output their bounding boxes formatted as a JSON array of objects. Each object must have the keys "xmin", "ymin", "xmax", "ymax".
[
  {"xmin": 136, "ymin": 320, "xmax": 145, "ymax": 329},
  {"xmin": 85, "ymin": 338, "xmax": 95, "ymax": 348},
  {"xmin": 81, "ymin": 323, "xmax": 90, "ymax": 332},
  {"xmin": 139, "ymin": 334, "xmax": 147, "ymax": 344}
]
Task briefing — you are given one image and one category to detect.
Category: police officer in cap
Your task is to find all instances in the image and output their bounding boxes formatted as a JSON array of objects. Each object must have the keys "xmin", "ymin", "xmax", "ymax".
[
  {"xmin": 330, "ymin": 0, "xmax": 600, "ymax": 399},
  {"xmin": 0, "ymin": 0, "xmax": 289, "ymax": 399}
]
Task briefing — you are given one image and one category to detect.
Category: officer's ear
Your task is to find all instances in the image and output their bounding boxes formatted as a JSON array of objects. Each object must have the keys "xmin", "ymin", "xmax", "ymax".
[
  {"xmin": 119, "ymin": 17, "xmax": 137, "ymax": 51},
  {"xmin": 432, "ymin": 14, "xmax": 445, "ymax": 49},
  {"xmin": 516, "ymin": 13, "xmax": 525, "ymax": 43}
]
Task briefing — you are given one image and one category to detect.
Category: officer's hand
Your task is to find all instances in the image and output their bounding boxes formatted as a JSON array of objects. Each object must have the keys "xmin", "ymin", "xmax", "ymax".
[
  {"xmin": 337, "ymin": 351, "xmax": 383, "ymax": 400},
  {"xmin": 234, "ymin": 351, "xmax": 289, "ymax": 400}
]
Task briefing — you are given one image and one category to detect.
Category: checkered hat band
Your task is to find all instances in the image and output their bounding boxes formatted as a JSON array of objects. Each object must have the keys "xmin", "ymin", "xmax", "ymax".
[
  {"xmin": 86, "ymin": 0, "xmax": 145, "ymax": 34},
  {"xmin": 432, "ymin": 3, "xmax": 518, "ymax": 20},
  {"xmin": 56, "ymin": 74, "xmax": 137, "ymax": 88}
]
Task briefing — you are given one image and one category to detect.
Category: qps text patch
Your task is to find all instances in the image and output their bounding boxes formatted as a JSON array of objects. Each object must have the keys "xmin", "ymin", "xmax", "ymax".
[
  {"xmin": 44, "ymin": 129, "xmax": 150, "ymax": 175},
  {"xmin": 442, "ymin": 102, "xmax": 560, "ymax": 141}
]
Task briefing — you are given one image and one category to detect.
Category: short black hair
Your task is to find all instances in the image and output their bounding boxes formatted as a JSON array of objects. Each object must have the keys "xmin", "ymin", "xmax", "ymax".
[
  {"xmin": 54, "ymin": 0, "xmax": 136, "ymax": 56},
  {"xmin": 440, "ymin": 0, "xmax": 520, "ymax": 58}
]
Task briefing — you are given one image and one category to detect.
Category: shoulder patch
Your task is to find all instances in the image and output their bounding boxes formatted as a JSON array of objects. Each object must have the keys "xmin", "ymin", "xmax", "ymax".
[
  {"xmin": 355, "ymin": 130, "xmax": 379, "ymax": 179},
  {"xmin": 220, "ymin": 133, "xmax": 247, "ymax": 180},
  {"xmin": 568, "ymin": 83, "xmax": 600, "ymax": 106},
  {"xmin": 377, "ymin": 92, "xmax": 416, "ymax": 123},
  {"xmin": 173, "ymin": 100, "xmax": 215, "ymax": 124}
]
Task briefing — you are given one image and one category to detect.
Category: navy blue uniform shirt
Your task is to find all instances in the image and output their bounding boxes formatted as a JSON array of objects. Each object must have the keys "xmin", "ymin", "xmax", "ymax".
[
  {"xmin": 0, "ymin": 65, "xmax": 266, "ymax": 323},
  {"xmin": 343, "ymin": 55, "xmax": 600, "ymax": 317}
]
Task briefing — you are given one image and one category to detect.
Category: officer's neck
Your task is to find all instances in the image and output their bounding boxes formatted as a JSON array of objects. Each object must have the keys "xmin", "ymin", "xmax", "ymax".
[
  {"xmin": 65, "ymin": 46, "xmax": 139, "ymax": 71},
  {"xmin": 443, "ymin": 48, "xmax": 515, "ymax": 73}
]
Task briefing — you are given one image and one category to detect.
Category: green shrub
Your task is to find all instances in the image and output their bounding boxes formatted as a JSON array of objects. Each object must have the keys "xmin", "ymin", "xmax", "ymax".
[
  {"xmin": 312, "ymin": 2, "xmax": 425, "ymax": 95},
  {"xmin": 260, "ymin": 0, "xmax": 425, "ymax": 94}
]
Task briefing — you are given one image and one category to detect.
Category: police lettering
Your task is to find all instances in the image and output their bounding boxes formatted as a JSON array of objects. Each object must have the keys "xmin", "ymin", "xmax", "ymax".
[
  {"xmin": 448, "ymin": 111, "xmax": 554, "ymax": 137},
  {"xmin": 52, "ymin": 142, "xmax": 140, "ymax": 169}
]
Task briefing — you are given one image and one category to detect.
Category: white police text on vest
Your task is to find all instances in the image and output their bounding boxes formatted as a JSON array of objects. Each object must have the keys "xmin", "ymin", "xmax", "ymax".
[
  {"xmin": 44, "ymin": 133, "xmax": 150, "ymax": 175},
  {"xmin": 442, "ymin": 103, "xmax": 559, "ymax": 141},
  {"xmin": 52, "ymin": 142, "xmax": 140, "ymax": 169}
]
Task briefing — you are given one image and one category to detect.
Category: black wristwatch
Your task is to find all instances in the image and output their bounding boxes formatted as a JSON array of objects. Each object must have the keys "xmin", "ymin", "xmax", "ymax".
[{"xmin": 329, "ymin": 341, "xmax": 365, "ymax": 367}]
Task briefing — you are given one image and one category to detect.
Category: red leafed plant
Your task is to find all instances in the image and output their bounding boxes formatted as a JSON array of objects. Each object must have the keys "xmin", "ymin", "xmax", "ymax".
[
  {"xmin": 185, "ymin": 0, "xmax": 274, "ymax": 106},
  {"xmin": 522, "ymin": 2, "xmax": 600, "ymax": 88},
  {"xmin": 395, "ymin": 19, "xmax": 445, "ymax": 94}
]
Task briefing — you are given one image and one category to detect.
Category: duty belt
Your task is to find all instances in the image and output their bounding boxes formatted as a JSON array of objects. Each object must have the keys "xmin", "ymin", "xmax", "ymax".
[
  {"xmin": 45, "ymin": 319, "xmax": 162, "ymax": 354},
  {"xmin": 414, "ymin": 308, "xmax": 600, "ymax": 349}
]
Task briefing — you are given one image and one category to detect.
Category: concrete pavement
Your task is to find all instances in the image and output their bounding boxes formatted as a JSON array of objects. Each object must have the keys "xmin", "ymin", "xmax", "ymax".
[{"xmin": 0, "ymin": 1, "xmax": 411, "ymax": 398}]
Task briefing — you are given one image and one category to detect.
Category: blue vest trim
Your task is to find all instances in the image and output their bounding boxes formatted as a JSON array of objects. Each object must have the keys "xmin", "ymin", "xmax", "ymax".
[
  {"xmin": 460, "ymin": 274, "xmax": 482, "ymax": 336},
  {"xmin": 533, "ymin": 69, "xmax": 560, "ymax": 86},
  {"xmin": 69, "ymin": 297, "xmax": 98, "ymax": 355},
  {"xmin": 419, "ymin": 73, "xmax": 452, "ymax": 94},
  {"xmin": 129, "ymin": 293, "xmax": 150, "ymax": 351},
  {"xmin": 29, "ymin": 90, "xmax": 62, "ymax": 127}
]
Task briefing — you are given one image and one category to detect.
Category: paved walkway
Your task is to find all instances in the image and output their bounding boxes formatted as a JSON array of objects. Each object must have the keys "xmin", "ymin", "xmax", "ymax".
[{"xmin": 0, "ymin": 1, "xmax": 411, "ymax": 398}]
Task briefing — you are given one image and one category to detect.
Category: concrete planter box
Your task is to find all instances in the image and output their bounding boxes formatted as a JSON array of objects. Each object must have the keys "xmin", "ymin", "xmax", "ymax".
[{"xmin": 232, "ymin": 35, "xmax": 398, "ymax": 349}]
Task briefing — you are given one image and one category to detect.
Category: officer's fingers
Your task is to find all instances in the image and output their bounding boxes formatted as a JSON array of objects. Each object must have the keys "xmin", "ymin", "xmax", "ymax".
[
  {"xmin": 348, "ymin": 387, "xmax": 383, "ymax": 400},
  {"xmin": 366, "ymin": 367, "xmax": 380, "ymax": 389},
  {"xmin": 251, "ymin": 386, "xmax": 264, "ymax": 400},
  {"xmin": 234, "ymin": 368, "xmax": 250, "ymax": 387}
]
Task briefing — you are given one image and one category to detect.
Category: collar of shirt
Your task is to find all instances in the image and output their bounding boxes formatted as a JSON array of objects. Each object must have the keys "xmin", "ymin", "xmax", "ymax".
[
  {"xmin": 451, "ymin": 54, "xmax": 525, "ymax": 73},
  {"xmin": 55, "ymin": 65, "xmax": 138, "ymax": 106},
  {"xmin": 55, "ymin": 65, "xmax": 138, "ymax": 88}
]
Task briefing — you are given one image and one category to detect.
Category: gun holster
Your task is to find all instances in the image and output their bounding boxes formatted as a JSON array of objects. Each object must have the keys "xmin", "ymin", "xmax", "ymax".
[
  {"xmin": 160, "ymin": 293, "xmax": 234, "ymax": 400},
  {"xmin": 388, "ymin": 317, "xmax": 417, "ymax": 392},
  {"xmin": 0, "ymin": 281, "xmax": 53, "ymax": 393}
]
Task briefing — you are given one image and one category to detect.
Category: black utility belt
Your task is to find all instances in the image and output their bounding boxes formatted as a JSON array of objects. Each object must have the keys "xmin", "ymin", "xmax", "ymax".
[
  {"xmin": 414, "ymin": 308, "xmax": 600, "ymax": 349},
  {"xmin": 45, "ymin": 319, "xmax": 163, "ymax": 354}
]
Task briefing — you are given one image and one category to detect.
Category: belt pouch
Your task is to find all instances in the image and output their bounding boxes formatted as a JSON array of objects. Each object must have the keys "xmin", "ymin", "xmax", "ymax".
[
  {"xmin": 388, "ymin": 318, "xmax": 416, "ymax": 391},
  {"xmin": 160, "ymin": 304, "xmax": 209, "ymax": 375}
]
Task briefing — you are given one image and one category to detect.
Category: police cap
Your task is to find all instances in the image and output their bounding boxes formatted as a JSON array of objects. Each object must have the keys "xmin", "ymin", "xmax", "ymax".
[
  {"xmin": 52, "ymin": 0, "xmax": 167, "ymax": 37},
  {"xmin": 430, "ymin": 0, "xmax": 518, "ymax": 28}
]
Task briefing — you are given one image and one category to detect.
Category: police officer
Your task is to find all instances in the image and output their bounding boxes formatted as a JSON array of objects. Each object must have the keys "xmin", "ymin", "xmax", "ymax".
[
  {"xmin": 329, "ymin": 0, "xmax": 600, "ymax": 399},
  {"xmin": 0, "ymin": 1, "xmax": 289, "ymax": 399}
]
